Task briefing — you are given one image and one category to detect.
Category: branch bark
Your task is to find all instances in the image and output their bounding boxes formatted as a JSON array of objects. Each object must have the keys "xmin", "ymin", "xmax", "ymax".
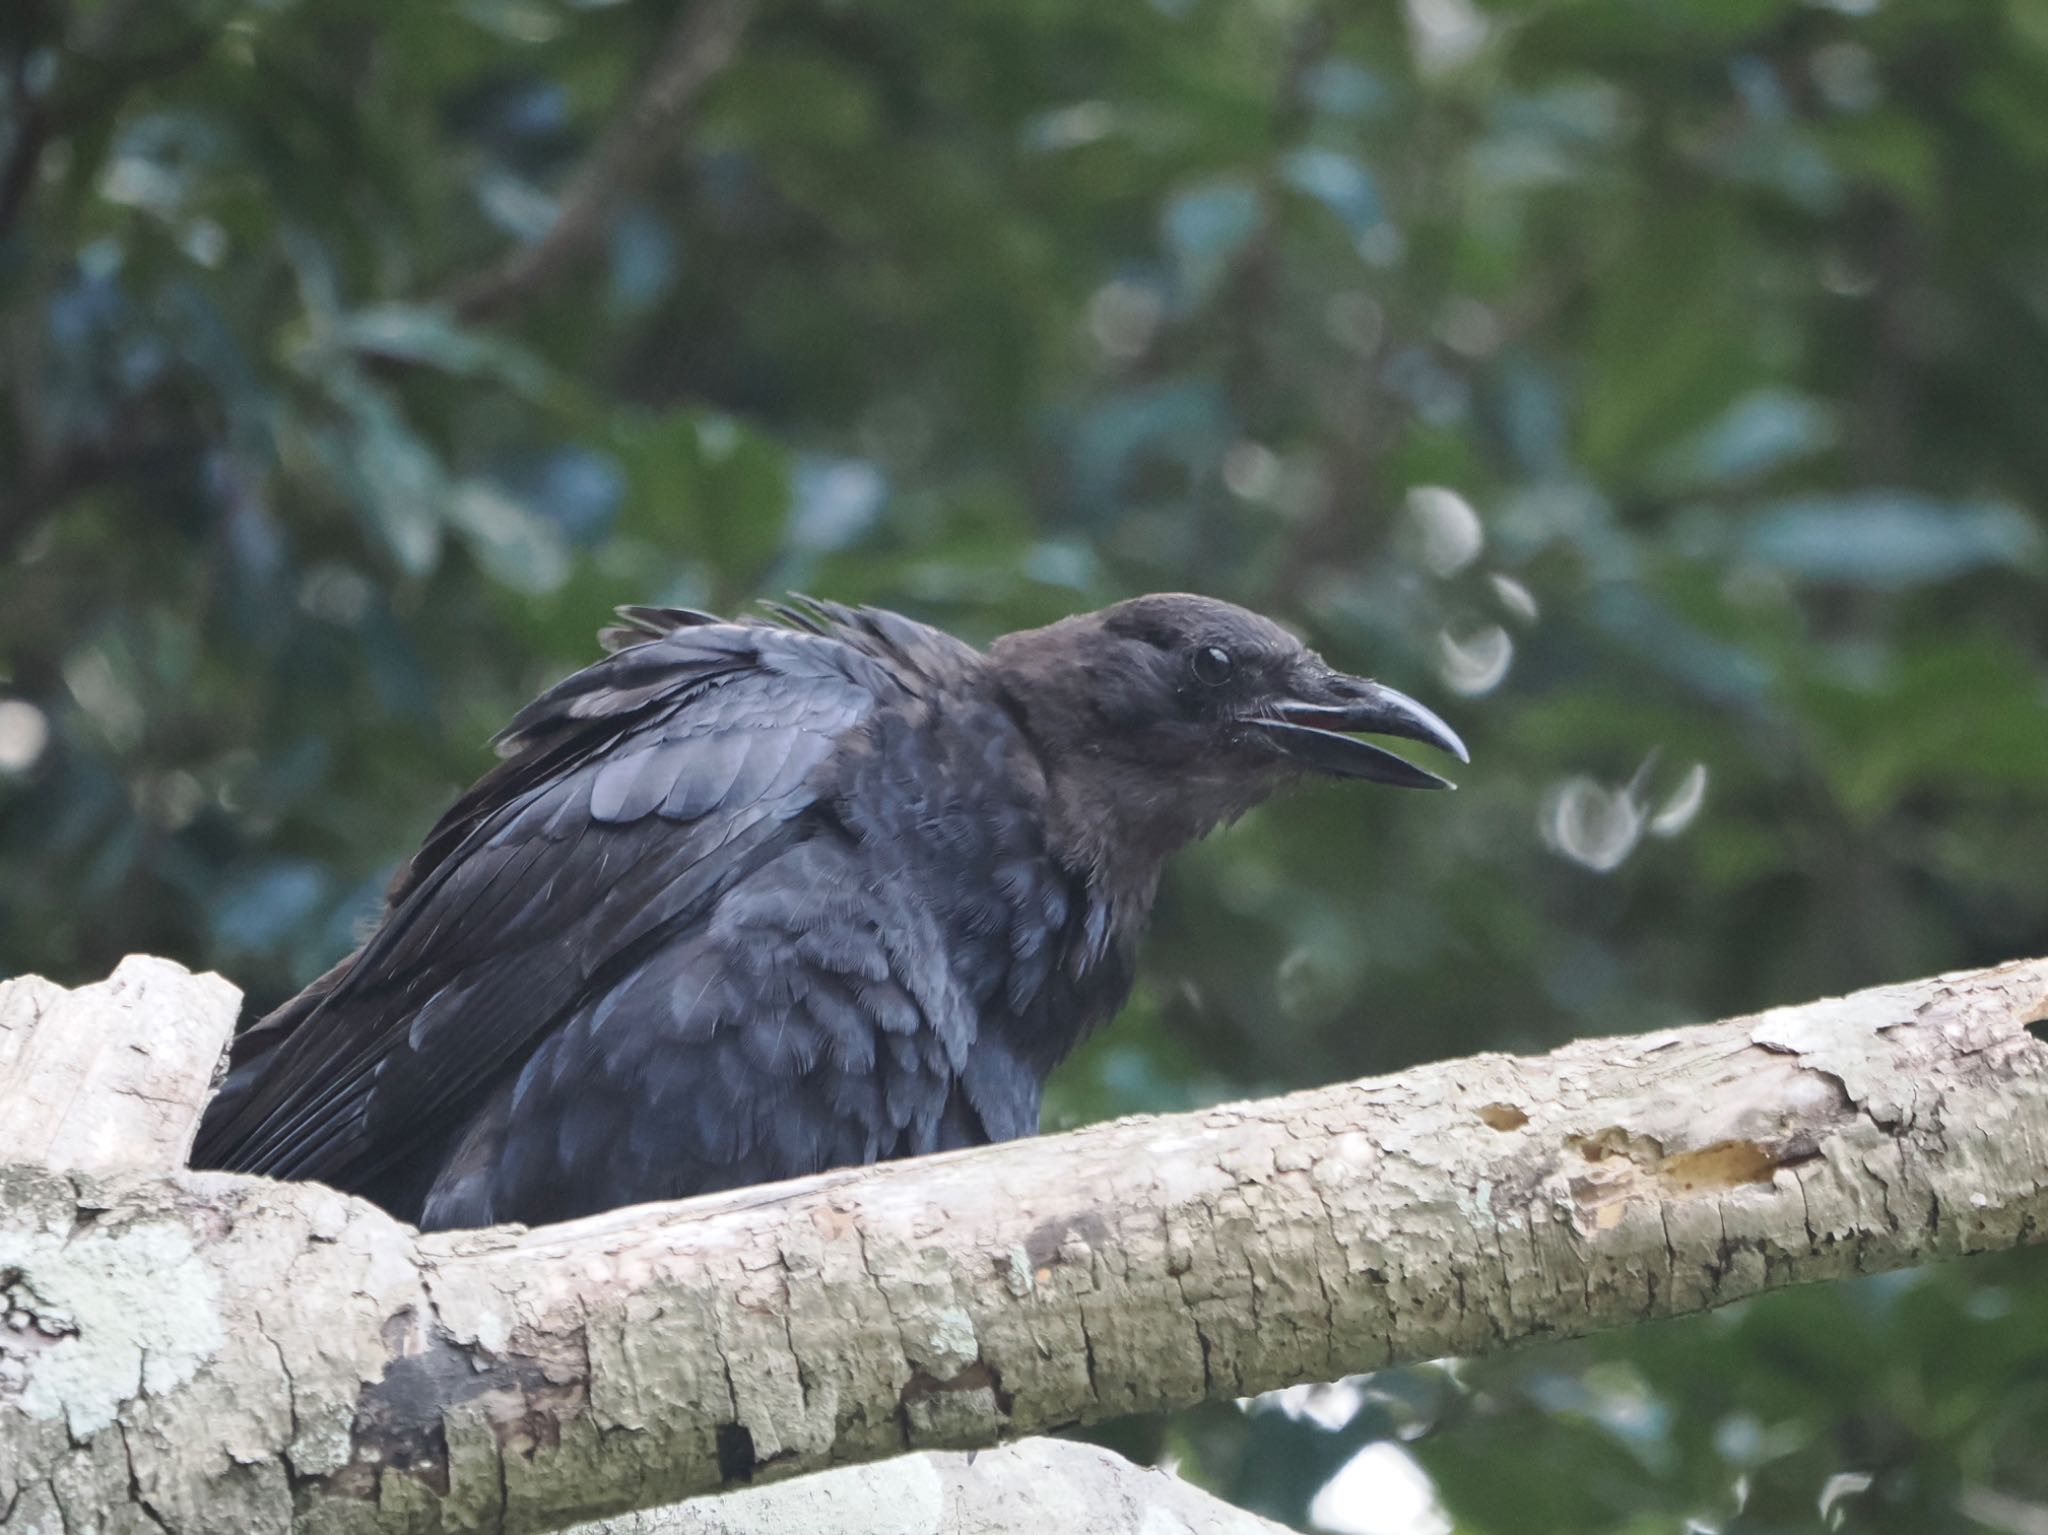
[
  {"xmin": 0, "ymin": 957, "xmax": 237, "ymax": 1173},
  {"xmin": 0, "ymin": 959, "xmax": 1283, "ymax": 1535},
  {"xmin": 3, "ymin": 954, "xmax": 2046, "ymax": 1533},
  {"xmin": 577, "ymin": 1440, "xmax": 1288, "ymax": 1535},
  {"xmin": 441, "ymin": 0, "xmax": 754, "ymax": 325}
]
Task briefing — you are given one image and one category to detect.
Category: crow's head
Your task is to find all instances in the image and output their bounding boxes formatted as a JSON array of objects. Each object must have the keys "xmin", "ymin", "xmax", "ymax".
[{"xmin": 991, "ymin": 593, "xmax": 1467, "ymax": 879}]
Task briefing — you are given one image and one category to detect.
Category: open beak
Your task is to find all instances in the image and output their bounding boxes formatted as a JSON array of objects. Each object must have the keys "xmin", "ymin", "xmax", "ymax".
[{"xmin": 1252, "ymin": 675, "xmax": 1469, "ymax": 790}]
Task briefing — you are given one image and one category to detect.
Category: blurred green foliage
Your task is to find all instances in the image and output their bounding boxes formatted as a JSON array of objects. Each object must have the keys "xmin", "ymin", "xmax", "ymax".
[{"xmin": 5, "ymin": 0, "xmax": 2048, "ymax": 1530}]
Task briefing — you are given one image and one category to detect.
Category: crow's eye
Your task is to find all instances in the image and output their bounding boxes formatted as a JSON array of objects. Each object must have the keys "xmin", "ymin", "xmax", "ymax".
[{"xmin": 1190, "ymin": 645, "xmax": 1235, "ymax": 687}]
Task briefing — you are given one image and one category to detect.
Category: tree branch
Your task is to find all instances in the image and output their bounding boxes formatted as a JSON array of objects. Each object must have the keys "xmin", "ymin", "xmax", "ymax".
[
  {"xmin": 3, "ymin": 954, "xmax": 2046, "ymax": 1532},
  {"xmin": 0, "ymin": 40, "xmax": 53, "ymax": 241},
  {"xmin": 0, "ymin": 3, "xmax": 218, "ymax": 243},
  {"xmin": 0, "ymin": 958, "xmax": 237, "ymax": 1173},
  {"xmin": 442, "ymin": 0, "xmax": 755, "ymax": 325},
  {"xmin": 572, "ymin": 1439, "xmax": 1290, "ymax": 1535}
]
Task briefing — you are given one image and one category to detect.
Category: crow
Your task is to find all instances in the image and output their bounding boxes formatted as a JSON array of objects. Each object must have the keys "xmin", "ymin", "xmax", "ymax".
[{"xmin": 192, "ymin": 594, "xmax": 1466, "ymax": 1229}]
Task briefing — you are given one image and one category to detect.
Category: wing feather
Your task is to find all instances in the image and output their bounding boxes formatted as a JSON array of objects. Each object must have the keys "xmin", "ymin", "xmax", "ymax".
[{"xmin": 192, "ymin": 621, "xmax": 881, "ymax": 1189}]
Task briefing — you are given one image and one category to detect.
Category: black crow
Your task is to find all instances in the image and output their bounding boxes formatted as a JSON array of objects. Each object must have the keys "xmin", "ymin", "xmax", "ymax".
[{"xmin": 192, "ymin": 595, "xmax": 1466, "ymax": 1229}]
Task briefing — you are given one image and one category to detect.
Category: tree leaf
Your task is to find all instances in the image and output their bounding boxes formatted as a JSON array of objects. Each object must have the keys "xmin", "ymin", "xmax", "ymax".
[{"xmin": 1743, "ymin": 493, "xmax": 2043, "ymax": 588}]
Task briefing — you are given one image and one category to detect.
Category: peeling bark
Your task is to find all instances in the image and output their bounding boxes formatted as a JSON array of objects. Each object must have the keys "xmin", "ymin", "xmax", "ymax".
[{"xmin": 3, "ymin": 956, "xmax": 2046, "ymax": 1532}]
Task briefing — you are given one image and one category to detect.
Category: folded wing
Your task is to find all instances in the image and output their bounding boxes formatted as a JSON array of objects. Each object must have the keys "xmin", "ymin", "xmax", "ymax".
[{"xmin": 191, "ymin": 615, "xmax": 887, "ymax": 1205}]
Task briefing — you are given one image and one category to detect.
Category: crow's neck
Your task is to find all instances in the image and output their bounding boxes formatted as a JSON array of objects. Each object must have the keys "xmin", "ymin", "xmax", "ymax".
[
  {"xmin": 986, "ymin": 664, "xmax": 1228, "ymax": 914},
  {"xmin": 1039, "ymin": 755, "xmax": 1224, "ymax": 907}
]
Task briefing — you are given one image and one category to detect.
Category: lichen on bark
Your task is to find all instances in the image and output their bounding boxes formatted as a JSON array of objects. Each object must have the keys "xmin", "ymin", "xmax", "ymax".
[{"xmin": 3, "ymin": 956, "xmax": 2046, "ymax": 1533}]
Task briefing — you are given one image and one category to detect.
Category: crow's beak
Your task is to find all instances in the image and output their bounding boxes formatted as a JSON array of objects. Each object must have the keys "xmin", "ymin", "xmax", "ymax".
[{"xmin": 1251, "ymin": 674, "xmax": 1468, "ymax": 790}]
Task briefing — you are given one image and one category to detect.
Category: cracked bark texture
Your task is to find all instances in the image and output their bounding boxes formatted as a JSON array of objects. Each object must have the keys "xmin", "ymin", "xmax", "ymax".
[{"xmin": 4, "ymin": 955, "xmax": 2047, "ymax": 1533}]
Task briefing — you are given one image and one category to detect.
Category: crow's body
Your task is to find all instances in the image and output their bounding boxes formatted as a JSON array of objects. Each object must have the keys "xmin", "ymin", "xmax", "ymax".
[{"xmin": 193, "ymin": 596, "xmax": 1464, "ymax": 1229}]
